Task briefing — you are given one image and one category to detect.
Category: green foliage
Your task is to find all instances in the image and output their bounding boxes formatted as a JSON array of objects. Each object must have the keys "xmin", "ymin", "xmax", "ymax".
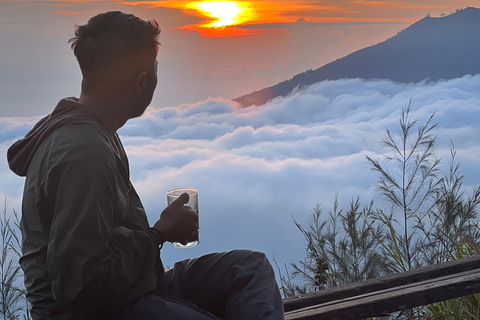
[
  {"xmin": 418, "ymin": 230, "xmax": 480, "ymax": 319},
  {"xmin": 0, "ymin": 199, "xmax": 29, "ymax": 320},
  {"xmin": 286, "ymin": 197, "xmax": 386, "ymax": 294},
  {"xmin": 422, "ymin": 147, "xmax": 480, "ymax": 265},
  {"xmin": 366, "ymin": 104, "xmax": 441, "ymax": 271},
  {"xmin": 286, "ymin": 105, "xmax": 480, "ymax": 319}
]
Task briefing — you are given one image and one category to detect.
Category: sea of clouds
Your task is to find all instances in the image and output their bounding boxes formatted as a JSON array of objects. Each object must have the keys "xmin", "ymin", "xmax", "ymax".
[{"xmin": 1, "ymin": 76, "xmax": 479, "ymax": 277}]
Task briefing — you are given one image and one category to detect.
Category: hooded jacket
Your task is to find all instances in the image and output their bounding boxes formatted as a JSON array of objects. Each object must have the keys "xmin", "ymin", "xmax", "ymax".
[{"xmin": 8, "ymin": 98, "xmax": 162, "ymax": 319}]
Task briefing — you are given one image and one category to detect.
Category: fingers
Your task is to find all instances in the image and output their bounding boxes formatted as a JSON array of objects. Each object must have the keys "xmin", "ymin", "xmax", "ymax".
[
  {"xmin": 172, "ymin": 192, "xmax": 189, "ymax": 207},
  {"xmin": 161, "ymin": 192, "xmax": 198, "ymax": 245},
  {"xmin": 188, "ymin": 230, "xmax": 199, "ymax": 242},
  {"xmin": 181, "ymin": 230, "xmax": 199, "ymax": 245}
]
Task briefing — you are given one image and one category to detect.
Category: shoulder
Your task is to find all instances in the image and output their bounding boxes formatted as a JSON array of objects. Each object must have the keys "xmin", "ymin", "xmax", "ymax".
[
  {"xmin": 52, "ymin": 123, "xmax": 111, "ymax": 149},
  {"xmin": 24, "ymin": 122, "xmax": 126, "ymax": 202},
  {"xmin": 36, "ymin": 123, "xmax": 118, "ymax": 170}
]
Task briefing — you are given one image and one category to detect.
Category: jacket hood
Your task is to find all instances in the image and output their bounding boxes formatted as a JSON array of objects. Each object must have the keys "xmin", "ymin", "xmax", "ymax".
[{"xmin": 7, "ymin": 98, "xmax": 100, "ymax": 177}]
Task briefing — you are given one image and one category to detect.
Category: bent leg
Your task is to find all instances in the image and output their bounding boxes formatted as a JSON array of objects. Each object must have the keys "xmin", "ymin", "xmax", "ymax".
[
  {"xmin": 158, "ymin": 250, "xmax": 284, "ymax": 320},
  {"xmin": 117, "ymin": 294, "xmax": 221, "ymax": 320}
]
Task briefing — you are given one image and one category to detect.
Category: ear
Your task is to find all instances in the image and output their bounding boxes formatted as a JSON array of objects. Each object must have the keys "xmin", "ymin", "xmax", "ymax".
[{"xmin": 134, "ymin": 72, "xmax": 147, "ymax": 94}]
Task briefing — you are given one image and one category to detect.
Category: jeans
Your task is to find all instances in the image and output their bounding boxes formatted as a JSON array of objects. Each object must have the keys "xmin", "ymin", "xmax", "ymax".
[{"xmin": 114, "ymin": 250, "xmax": 284, "ymax": 320}]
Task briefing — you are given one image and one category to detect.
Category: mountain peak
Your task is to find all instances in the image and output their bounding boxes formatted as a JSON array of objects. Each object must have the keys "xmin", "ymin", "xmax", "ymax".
[{"xmin": 235, "ymin": 7, "xmax": 480, "ymax": 107}]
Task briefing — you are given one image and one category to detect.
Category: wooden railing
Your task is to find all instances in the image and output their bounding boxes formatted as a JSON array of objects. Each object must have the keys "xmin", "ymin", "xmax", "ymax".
[{"xmin": 283, "ymin": 255, "xmax": 480, "ymax": 319}]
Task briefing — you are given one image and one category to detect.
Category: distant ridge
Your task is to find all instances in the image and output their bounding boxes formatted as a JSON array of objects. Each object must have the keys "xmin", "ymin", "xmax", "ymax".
[{"xmin": 235, "ymin": 7, "xmax": 480, "ymax": 107}]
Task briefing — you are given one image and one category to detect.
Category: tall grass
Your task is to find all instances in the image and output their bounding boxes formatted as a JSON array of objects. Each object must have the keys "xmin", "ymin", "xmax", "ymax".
[
  {"xmin": 0, "ymin": 199, "xmax": 29, "ymax": 320},
  {"xmin": 285, "ymin": 106, "xmax": 480, "ymax": 319}
]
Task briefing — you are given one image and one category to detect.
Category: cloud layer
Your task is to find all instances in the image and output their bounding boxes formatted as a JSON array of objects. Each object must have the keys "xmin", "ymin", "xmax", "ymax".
[{"xmin": 1, "ymin": 76, "xmax": 480, "ymax": 275}]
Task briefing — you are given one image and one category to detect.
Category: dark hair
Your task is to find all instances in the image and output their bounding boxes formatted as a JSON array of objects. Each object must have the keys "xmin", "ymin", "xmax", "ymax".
[{"xmin": 69, "ymin": 11, "xmax": 160, "ymax": 77}]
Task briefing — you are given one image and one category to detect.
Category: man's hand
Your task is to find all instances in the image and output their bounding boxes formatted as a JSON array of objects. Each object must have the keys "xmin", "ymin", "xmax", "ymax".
[{"xmin": 152, "ymin": 193, "xmax": 199, "ymax": 245}]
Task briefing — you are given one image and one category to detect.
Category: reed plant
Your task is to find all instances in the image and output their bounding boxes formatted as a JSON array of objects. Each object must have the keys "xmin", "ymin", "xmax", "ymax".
[
  {"xmin": 0, "ymin": 199, "xmax": 29, "ymax": 320},
  {"xmin": 285, "ymin": 106, "xmax": 480, "ymax": 320}
]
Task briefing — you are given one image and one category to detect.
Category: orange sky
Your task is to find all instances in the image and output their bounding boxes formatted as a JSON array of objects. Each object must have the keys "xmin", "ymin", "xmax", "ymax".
[
  {"xmin": 119, "ymin": 0, "xmax": 435, "ymax": 36},
  {"xmin": 28, "ymin": 0, "xmax": 470, "ymax": 37},
  {"xmin": 0, "ymin": 0, "xmax": 477, "ymax": 115}
]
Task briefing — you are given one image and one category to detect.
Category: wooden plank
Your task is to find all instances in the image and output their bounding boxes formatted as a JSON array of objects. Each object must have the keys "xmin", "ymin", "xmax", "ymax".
[
  {"xmin": 283, "ymin": 255, "xmax": 480, "ymax": 312},
  {"xmin": 285, "ymin": 268, "xmax": 480, "ymax": 320}
]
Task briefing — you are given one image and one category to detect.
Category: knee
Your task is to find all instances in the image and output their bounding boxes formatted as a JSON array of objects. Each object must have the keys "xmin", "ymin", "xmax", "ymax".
[
  {"xmin": 249, "ymin": 250, "xmax": 268, "ymax": 265},
  {"xmin": 229, "ymin": 250, "xmax": 273, "ymax": 274},
  {"xmin": 229, "ymin": 249, "xmax": 268, "ymax": 263}
]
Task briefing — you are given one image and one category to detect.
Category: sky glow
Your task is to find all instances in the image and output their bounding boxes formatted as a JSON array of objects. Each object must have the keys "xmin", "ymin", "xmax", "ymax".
[
  {"xmin": 150, "ymin": 0, "xmax": 418, "ymax": 36},
  {"xmin": 185, "ymin": 1, "xmax": 253, "ymax": 28}
]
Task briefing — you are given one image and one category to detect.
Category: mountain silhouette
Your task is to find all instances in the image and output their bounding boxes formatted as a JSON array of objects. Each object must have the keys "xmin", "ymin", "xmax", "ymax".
[{"xmin": 234, "ymin": 7, "xmax": 480, "ymax": 107}]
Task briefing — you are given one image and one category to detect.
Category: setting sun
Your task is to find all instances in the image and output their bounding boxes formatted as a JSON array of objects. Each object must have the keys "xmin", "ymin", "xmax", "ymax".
[{"xmin": 186, "ymin": 1, "xmax": 253, "ymax": 28}]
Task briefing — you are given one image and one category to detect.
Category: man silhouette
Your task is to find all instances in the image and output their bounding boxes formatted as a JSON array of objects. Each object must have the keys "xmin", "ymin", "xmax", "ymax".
[{"xmin": 7, "ymin": 11, "xmax": 284, "ymax": 320}]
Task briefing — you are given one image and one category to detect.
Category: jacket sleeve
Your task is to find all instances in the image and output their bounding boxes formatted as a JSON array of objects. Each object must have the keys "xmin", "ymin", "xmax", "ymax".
[{"xmin": 41, "ymin": 126, "xmax": 158, "ymax": 314}]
